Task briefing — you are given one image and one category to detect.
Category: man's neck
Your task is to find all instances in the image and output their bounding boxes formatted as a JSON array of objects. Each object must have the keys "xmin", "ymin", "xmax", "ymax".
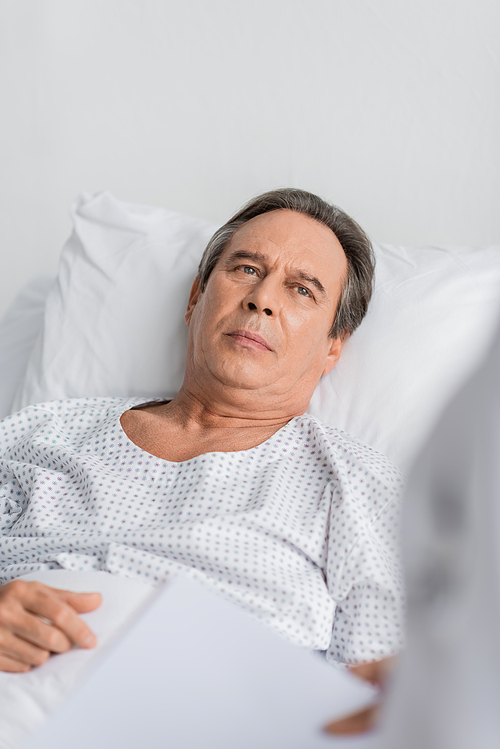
[
  {"xmin": 164, "ymin": 385, "xmax": 297, "ymax": 430},
  {"xmin": 120, "ymin": 385, "xmax": 304, "ymax": 463}
]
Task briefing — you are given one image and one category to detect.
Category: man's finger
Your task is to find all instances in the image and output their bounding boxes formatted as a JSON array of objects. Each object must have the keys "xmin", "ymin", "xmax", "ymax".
[
  {"xmin": 323, "ymin": 704, "xmax": 380, "ymax": 736},
  {"xmin": 348, "ymin": 655, "xmax": 397, "ymax": 688},
  {"xmin": 24, "ymin": 595, "xmax": 97, "ymax": 649},
  {"xmin": 0, "ymin": 602, "xmax": 74, "ymax": 654},
  {"xmin": 51, "ymin": 589, "xmax": 102, "ymax": 615},
  {"xmin": 0, "ymin": 652, "xmax": 33, "ymax": 674},
  {"xmin": 4, "ymin": 581, "xmax": 99, "ymax": 649},
  {"xmin": 0, "ymin": 625, "xmax": 52, "ymax": 667}
]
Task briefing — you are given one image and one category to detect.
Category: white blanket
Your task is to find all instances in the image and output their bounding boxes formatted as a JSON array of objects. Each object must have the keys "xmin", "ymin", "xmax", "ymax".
[{"xmin": 0, "ymin": 570, "xmax": 155, "ymax": 749}]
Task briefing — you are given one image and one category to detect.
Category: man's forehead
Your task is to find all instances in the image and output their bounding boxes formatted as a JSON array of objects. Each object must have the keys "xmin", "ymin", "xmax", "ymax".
[
  {"xmin": 229, "ymin": 209, "xmax": 338, "ymax": 244},
  {"xmin": 222, "ymin": 209, "xmax": 347, "ymax": 282}
]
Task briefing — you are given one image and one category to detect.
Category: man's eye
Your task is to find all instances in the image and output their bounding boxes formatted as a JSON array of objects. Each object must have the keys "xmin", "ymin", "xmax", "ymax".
[
  {"xmin": 241, "ymin": 266, "xmax": 257, "ymax": 275},
  {"xmin": 296, "ymin": 286, "xmax": 310, "ymax": 297}
]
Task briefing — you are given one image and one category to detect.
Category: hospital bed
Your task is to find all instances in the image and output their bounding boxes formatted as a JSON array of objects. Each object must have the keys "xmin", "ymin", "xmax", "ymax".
[{"xmin": 1, "ymin": 192, "xmax": 499, "ymax": 747}]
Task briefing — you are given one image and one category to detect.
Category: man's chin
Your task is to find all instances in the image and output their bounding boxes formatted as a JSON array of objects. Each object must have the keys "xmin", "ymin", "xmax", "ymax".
[
  {"xmin": 202, "ymin": 360, "xmax": 277, "ymax": 393},
  {"xmin": 214, "ymin": 372, "xmax": 275, "ymax": 392}
]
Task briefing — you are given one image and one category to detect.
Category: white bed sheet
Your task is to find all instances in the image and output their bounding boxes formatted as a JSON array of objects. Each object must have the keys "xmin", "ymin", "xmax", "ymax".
[
  {"xmin": 0, "ymin": 570, "xmax": 156, "ymax": 749},
  {"xmin": 22, "ymin": 574, "xmax": 379, "ymax": 749},
  {"xmin": 0, "ymin": 572, "xmax": 379, "ymax": 749}
]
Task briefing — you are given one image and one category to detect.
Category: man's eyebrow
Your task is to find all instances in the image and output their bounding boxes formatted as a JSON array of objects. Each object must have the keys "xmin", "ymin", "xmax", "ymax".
[
  {"xmin": 224, "ymin": 250, "xmax": 267, "ymax": 265},
  {"xmin": 294, "ymin": 271, "xmax": 326, "ymax": 296},
  {"xmin": 224, "ymin": 249, "xmax": 327, "ymax": 297}
]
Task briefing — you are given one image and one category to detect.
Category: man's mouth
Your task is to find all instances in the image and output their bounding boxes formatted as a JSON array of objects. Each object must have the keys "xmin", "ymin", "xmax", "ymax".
[{"xmin": 225, "ymin": 329, "xmax": 273, "ymax": 351}]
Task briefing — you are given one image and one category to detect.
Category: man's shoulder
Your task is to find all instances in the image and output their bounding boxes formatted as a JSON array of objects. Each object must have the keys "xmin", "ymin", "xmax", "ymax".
[
  {"xmin": 293, "ymin": 413, "xmax": 404, "ymax": 482},
  {"xmin": 1, "ymin": 396, "xmax": 154, "ymax": 453},
  {"xmin": 11, "ymin": 396, "xmax": 149, "ymax": 421},
  {"xmin": 293, "ymin": 412, "xmax": 379, "ymax": 454}
]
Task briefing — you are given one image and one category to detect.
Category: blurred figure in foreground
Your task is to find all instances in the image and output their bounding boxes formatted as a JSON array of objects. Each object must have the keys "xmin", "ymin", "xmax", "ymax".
[
  {"xmin": 326, "ymin": 317, "xmax": 500, "ymax": 745},
  {"xmin": 380, "ymin": 318, "xmax": 500, "ymax": 748}
]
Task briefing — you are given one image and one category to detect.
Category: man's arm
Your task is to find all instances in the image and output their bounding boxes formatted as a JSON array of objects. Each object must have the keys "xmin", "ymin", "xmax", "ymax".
[
  {"xmin": 0, "ymin": 580, "xmax": 101, "ymax": 672},
  {"xmin": 0, "ymin": 412, "xmax": 101, "ymax": 672}
]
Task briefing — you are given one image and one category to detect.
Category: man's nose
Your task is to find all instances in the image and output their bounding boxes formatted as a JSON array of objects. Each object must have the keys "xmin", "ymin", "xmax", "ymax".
[
  {"xmin": 243, "ymin": 278, "xmax": 277, "ymax": 317},
  {"xmin": 247, "ymin": 300, "xmax": 272, "ymax": 316}
]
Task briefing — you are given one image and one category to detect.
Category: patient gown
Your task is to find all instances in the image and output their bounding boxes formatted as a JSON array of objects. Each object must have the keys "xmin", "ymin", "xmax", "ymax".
[{"xmin": 0, "ymin": 397, "xmax": 404, "ymax": 665}]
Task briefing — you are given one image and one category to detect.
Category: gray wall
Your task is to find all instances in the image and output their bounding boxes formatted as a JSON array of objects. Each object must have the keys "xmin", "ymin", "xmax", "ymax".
[{"xmin": 1, "ymin": 0, "xmax": 499, "ymax": 320}]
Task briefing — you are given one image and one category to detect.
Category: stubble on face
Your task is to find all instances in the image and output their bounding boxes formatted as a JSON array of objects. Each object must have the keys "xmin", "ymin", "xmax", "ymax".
[{"xmin": 184, "ymin": 210, "xmax": 348, "ymax": 417}]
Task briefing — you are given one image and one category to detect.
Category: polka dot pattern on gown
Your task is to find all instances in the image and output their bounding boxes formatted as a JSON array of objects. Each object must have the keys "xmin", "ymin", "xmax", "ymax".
[{"xmin": 0, "ymin": 397, "xmax": 404, "ymax": 664}]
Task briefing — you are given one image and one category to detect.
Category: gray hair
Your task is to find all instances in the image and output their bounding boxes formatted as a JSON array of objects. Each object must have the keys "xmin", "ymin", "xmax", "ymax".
[{"xmin": 197, "ymin": 188, "xmax": 375, "ymax": 339}]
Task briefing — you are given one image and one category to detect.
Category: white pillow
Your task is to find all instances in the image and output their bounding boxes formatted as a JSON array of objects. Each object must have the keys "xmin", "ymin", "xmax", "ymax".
[
  {"xmin": 14, "ymin": 192, "xmax": 217, "ymax": 407},
  {"xmin": 13, "ymin": 192, "xmax": 500, "ymax": 471},
  {"xmin": 307, "ymin": 244, "xmax": 500, "ymax": 469},
  {"xmin": 0, "ymin": 276, "xmax": 53, "ymax": 420}
]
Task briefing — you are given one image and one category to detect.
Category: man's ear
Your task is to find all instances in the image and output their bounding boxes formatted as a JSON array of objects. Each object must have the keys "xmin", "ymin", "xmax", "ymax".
[
  {"xmin": 322, "ymin": 334, "xmax": 348, "ymax": 377},
  {"xmin": 185, "ymin": 277, "xmax": 202, "ymax": 326}
]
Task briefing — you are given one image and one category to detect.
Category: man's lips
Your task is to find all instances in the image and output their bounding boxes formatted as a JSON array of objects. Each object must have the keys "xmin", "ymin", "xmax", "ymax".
[{"xmin": 225, "ymin": 329, "xmax": 273, "ymax": 351}]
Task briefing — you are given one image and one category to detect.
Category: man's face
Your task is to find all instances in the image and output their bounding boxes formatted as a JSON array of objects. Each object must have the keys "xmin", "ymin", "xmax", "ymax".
[{"xmin": 185, "ymin": 209, "xmax": 348, "ymax": 411}]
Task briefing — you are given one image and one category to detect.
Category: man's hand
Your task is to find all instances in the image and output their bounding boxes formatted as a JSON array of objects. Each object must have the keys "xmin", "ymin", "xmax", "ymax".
[
  {"xmin": 0, "ymin": 580, "xmax": 102, "ymax": 673},
  {"xmin": 323, "ymin": 656, "xmax": 397, "ymax": 736}
]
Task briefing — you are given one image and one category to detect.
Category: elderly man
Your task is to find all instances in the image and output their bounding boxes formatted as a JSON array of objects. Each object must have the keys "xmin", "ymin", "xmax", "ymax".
[{"xmin": 0, "ymin": 188, "xmax": 403, "ymax": 675}]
